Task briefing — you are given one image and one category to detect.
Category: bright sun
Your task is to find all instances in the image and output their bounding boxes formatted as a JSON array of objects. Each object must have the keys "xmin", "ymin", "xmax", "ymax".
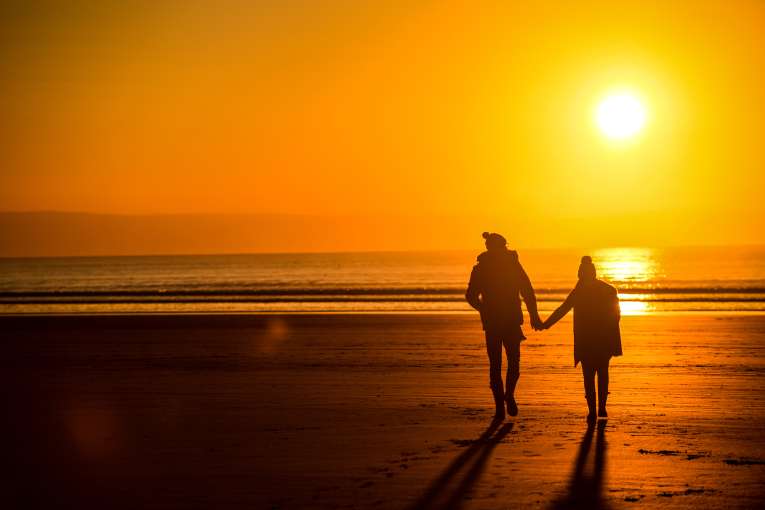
[{"xmin": 596, "ymin": 93, "xmax": 646, "ymax": 140}]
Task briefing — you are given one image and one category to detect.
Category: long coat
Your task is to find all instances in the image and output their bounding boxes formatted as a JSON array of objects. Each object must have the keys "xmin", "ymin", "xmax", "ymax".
[
  {"xmin": 549, "ymin": 279, "xmax": 622, "ymax": 366},
  {"xmin": 465, "ymin": 249, "xmax": 538, "ymax": 335}
]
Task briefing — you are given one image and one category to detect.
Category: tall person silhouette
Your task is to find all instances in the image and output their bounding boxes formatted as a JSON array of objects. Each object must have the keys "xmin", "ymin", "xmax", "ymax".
[
  {"xmin": 543, "ymin": 256, "xmax": 623, "ymax": 423},
  {"xmin": 466, "ymin": 232, "xmax": 543, "ymax": 420}
]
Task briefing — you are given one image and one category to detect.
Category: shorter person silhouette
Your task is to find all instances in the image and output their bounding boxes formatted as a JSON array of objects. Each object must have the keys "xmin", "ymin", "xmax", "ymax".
[{"xmin": 543, "ymin": 256, "xmax": 622, "ymax": 423}]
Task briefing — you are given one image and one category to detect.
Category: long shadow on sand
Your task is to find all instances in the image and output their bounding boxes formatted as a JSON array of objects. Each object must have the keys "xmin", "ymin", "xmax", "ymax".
[
  {"xmin": 551, "ymin": 420, "xmax": 609, "ymax": 509},
  {"xmin": 410, "ymin": 420, "xmax": 514, "ymax": 510}
]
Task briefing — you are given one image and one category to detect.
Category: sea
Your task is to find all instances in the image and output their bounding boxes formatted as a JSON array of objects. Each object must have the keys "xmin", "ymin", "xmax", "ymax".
[{"xmin": 1, "ymin": 246, "xmax": 763, "ymax": 314}]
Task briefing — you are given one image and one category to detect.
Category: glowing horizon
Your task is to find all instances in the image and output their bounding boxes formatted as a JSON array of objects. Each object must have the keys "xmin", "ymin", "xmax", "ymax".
[{"xmin": 1, "ymin": 1, "xmax": 764, "ymax": 253}]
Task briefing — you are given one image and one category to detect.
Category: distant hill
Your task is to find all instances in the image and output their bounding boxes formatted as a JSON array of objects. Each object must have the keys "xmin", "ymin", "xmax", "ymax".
[
  {"xmin": 0, "ymin": 211, "xmax": 758, "ymax": 257},
  {"xmin": 0, "ymin": 211, "xmax": 488, "ymax": 257}
]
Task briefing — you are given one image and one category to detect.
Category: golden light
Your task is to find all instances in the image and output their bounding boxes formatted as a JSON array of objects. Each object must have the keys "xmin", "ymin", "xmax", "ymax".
[
  {"xmin": 618, "ymin": 300, "xmax": 650, "ymax": 316},
  {"xmin": 596, "ymin": 92, "xmax": 647, "ymax": 140},
  {"xmin": 594, "ymin": 248, "xmax": 661, "ymax": 316},
  {"xmin": 593, "ymin": 247, "xmax": 659, "ymax": 283}
]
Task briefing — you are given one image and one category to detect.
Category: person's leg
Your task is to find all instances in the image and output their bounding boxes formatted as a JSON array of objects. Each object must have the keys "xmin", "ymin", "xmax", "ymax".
[
  {"xmin": 485, "ymin": 331, "xmax": 505, "ymax": 419},
  {"xmin": 503, "ymin": 338, "xmax": 521, "ymax": 416},
  {"xmin": 597, "ymin": 357, "xmax": 610, "ymax": 417},
  {"xmin": 581, "ymin": 360, "xmax": 597, "ymax": 422}
]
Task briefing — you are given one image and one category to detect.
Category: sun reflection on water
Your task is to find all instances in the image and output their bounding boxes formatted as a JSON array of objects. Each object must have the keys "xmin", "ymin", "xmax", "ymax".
[
  {"xmin": 592, "ymin": 248, "xmax": 661, "ymax": 316},
  {"xmin": 617, "ymin": 299, "xmax": 650, "ymax": 316},
  {"xmin": 592, "ymin": 247, "xmax": 660, "ymax": 284}
]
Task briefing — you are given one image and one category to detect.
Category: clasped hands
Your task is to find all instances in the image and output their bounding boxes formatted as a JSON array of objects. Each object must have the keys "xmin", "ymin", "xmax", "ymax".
[{"xmin": 531, "ymin": 314, "xmax": 551, "ymax": 331}]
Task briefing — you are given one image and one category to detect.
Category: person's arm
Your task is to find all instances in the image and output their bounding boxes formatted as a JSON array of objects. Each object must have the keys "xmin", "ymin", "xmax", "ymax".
[
  {"xmin": 517, "ymin": 258, "xmax": 542, "ymax": 329},
  {"xmin": 465, "ymin": 265, "xmax": 482, "ymax": 311},
  {"xmin": 543, "ymin": 286, "xmax": 577, "ymax": 329}
]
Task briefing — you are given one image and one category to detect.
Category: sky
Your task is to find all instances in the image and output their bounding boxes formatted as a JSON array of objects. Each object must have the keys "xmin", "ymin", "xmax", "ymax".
[{"xmin": 1, "ymin": 1, "xmax": 764, "ymax": 254}]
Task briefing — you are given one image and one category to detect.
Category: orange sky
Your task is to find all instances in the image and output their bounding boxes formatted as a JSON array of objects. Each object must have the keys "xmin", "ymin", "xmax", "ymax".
[{"xmin": 1, "ymin": 1, "xmax": 764, "ymax": 252}]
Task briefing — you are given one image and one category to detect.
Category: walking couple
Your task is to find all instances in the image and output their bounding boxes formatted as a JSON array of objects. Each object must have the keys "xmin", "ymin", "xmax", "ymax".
[{"xmin": 465, "ymin": 232, "xmax": 623, "ymax": 423}]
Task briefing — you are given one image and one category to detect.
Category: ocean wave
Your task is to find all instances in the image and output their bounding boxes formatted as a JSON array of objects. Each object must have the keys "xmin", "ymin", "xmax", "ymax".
[
  {"xmin": 0, "ymin": 289, "xmax": 764, "ymax": 304},
  {"xmin": 2, "ymin": 286, "xmax": 765, "ymax": 296}
]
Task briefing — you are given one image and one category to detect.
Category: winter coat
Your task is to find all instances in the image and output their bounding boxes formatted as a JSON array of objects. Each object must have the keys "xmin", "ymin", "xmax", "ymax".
[
  {"xmin": 465, "ymin": 249, "xmax": 538, "ymax": 334},
  {"xmin": 553, "ymin": 279, "xmax": 622, "ymax": 366}
]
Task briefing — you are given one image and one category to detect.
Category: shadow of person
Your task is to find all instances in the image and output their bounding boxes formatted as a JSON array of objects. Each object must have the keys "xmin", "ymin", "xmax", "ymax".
[
  {"xmin": 551, "ymin": 420, "xmax": 609, "ymax": 510},
  {"xmin": 410, "ymin": 420, "xmax": 514, "ymax": 510}
]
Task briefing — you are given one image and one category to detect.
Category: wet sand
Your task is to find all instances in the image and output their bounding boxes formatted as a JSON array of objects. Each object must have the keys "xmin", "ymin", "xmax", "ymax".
[{"xmin": 2, "ymin": 313, "xmax": 765, "ymax": 509}]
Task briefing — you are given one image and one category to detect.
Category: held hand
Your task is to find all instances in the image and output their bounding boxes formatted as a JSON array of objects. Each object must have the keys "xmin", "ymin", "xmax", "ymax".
[{"xmin": 530, "ymin": 315, "xmax": 544, "ymax": 331}]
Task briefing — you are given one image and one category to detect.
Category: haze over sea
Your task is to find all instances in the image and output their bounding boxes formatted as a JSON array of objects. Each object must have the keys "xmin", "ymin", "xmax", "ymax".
[{"xmin": 1, "ymin": 245, "xmax": 763, "ymax": 314}]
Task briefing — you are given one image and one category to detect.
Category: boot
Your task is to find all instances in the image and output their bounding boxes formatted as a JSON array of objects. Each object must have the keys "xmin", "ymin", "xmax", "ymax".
[
  {"xmin": 505, "ymin": 370, "xmax": 519, "ymax": 417},
  {"xmin": 492, "ymin": 386, "xmax": 505, "ymax": 421},
  {"xmin": 506, "ymin": 394, "xmax": 518, "ymax": 417},
  {"xmin": 598, "ymin": 393, "xmax": 608, "ymax": 418},
  {"xmin": 494, "ymin": 401, "xmax": 506, "ymax": 421},
  {"xmin": 597, "ymin": 365, "xmax": 609, "ymax": 418},
  {"xmin": 586, "ymin": 396, "xmax": 597, "ymax": 424}
]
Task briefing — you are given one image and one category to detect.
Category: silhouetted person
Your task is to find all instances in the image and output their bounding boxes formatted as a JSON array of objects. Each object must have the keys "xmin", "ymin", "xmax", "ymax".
[
  {"xmin": 466, "ymin": 232, "xmax": 542, "ymax": 420},
  {"xmin": 543, "ymin": 256, "xmax": 622, "ymax": 422}
]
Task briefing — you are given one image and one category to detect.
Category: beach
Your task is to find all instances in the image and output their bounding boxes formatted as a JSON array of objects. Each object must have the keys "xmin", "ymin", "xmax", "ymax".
[
  {"xmin": 5, "ymin": 0, "xmax": 765, "ymax": 507},
  {"xmin": 3, "ymin": 312, "xmax": 764, "ymax": 509}
]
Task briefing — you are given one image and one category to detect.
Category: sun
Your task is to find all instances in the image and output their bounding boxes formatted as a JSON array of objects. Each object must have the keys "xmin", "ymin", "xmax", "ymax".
[{"xmin": 596, "ymin": 92, "xmax": 646, "ymax": 140}]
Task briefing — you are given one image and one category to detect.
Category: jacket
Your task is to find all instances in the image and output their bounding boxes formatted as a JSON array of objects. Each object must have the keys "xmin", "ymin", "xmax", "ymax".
[
  {"xmin": 465, "ymin": 248, "xmax": 538, "ymax": 333},
  {"xmin": 549, "ymin": 278, "xmax": 622, "ymax": 366}
]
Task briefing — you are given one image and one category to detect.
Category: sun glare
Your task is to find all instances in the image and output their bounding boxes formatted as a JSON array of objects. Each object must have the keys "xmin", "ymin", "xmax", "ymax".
[
  {"xmin": 596, "ymin": 93, "xmax": 646, "ymax": 140},
  {"xmin": 593, "ymin": 247, "xmax": 659, "ymax": 283}
]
